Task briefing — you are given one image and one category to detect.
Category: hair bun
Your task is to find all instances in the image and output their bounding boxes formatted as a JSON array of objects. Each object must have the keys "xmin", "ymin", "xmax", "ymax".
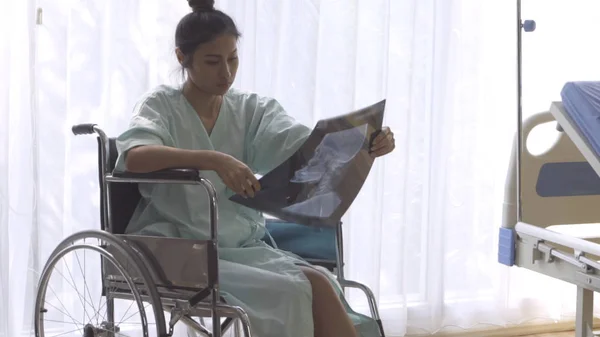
[{"xmin": 188, "ymin": 0, "xmax": 215, "ymax": 12}]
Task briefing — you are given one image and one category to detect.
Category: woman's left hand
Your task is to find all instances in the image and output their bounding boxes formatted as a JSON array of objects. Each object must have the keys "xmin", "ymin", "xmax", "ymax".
[{"xmin": 370, "ymin": 126, "xmax": 395, "ymax": 158}]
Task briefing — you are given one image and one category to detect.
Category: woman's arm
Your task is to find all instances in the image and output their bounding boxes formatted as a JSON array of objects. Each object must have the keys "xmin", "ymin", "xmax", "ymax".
[
  {"xmin": 125, "ymin": 145, "xmax": 261, "ymax": 197},
  {"xmin": 124, "ymin": 145, "xmax": 221, "ymax": 173}
]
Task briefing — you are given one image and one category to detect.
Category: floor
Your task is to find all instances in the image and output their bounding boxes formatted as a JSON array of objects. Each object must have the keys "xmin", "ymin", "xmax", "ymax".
[{"xmin": 521, "ymin": 332, "xmax": 578, "ymax": 337}]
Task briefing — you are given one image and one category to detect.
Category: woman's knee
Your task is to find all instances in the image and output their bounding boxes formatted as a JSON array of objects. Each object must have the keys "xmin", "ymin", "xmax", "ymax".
[{"xmin": 300, "ymin": 266, "xmax": 358, "ymax": 337}]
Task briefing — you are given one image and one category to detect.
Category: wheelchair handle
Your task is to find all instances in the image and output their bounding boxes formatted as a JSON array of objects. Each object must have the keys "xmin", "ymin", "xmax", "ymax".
[{"xmin": 72, "ymin": 123, "xmax": 98, "ymax": 135}]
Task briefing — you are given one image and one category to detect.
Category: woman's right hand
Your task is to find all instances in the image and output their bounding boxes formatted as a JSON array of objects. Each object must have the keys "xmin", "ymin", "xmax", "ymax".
[{"xmin": 213, "ymin": 153, "xmax": 261, "ymax": 198}]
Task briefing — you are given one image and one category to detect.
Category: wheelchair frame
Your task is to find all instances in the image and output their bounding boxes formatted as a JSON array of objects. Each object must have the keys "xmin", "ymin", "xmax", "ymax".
[{"xmin": 34, "ymin": 123, "xmax": 385, "ymax": 337}]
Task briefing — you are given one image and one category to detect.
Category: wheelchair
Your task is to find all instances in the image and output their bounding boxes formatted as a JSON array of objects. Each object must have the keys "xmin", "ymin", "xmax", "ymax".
[{"xmin": 33, "ymin": 123, "xmax": 385, "ymax": 337}]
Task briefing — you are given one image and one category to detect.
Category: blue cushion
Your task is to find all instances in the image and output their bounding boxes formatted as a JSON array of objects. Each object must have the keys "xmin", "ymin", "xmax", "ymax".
[{"xmin": 263, "ymin": 220, "xmax": 337, "ymax": 261}]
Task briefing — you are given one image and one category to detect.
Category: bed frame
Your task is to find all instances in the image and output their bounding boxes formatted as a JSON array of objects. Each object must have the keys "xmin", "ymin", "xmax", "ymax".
[{"xmin": 500, "ymin": 103, "xmax": 600, "ymax": 337}]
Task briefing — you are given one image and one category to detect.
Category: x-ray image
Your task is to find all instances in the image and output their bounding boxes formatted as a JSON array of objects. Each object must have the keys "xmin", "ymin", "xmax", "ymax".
[
  {"xmin": 282, "ymin": 124, "xmax": 368, "ymax": 218},
  {"xmin": 230, "ymin": 99, "xmax": 386, "ymax": 227}
]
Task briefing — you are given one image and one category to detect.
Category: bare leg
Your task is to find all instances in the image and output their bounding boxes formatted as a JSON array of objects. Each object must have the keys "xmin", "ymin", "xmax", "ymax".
[{"xmin": 300, "ymin": 266, "xmax": 358, "ymax": 337}]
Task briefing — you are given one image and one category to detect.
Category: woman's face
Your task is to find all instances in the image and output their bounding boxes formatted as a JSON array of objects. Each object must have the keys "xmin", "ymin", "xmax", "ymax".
[{"xmin": 178, "ymin": 34, "xmax": 239, "ymax": 96}]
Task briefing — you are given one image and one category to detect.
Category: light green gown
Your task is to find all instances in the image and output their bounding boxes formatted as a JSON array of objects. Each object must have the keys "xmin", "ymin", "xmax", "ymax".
[{"xmin": 114, "ymin": 85, "xmax": 381, "ymax": 337}]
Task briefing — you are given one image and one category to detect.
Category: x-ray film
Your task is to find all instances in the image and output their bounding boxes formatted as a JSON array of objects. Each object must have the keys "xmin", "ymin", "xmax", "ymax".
[{"xmin": 230, "ymin": 99, "xmax": 386, "ymax": 227}]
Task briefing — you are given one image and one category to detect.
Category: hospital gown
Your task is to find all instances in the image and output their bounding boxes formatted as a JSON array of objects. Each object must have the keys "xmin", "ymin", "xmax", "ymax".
[{"xmin": 114, "ymin": 85, "xmax": 381, "ymax": 337}]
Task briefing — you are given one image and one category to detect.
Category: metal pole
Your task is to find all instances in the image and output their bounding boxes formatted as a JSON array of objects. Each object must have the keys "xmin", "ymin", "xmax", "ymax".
[{"xmin": 516, "ymin": 0, "xmax": 523, "ymax": 222}]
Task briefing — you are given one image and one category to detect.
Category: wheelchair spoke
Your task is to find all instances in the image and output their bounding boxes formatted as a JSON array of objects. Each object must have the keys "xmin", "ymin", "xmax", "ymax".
[
  {"xmin": 90, "ymin": 296, "xmax": 108, "ymax": 325},
  {"xmin": 98, "ymin": 281, "xmax": 153, "ymax": 333},
  {"xmin": 42, "ymin": 319, "xmax": 80, "ymax": 325},
  {"xmin": 117, "ymin": 298, "xmax": 136, "ymax": 325},
  {"xmin": 75, "ymin": 249, "xmax": 96, "ymax": 323},
  {"xmin": 84, "ymin": 241, "xmax": 87, "ymax": 325},
  {"xmin": 92, "ymin": 285, "xmax": 118, "ymax": 323},
  {"xmin": 119, "ymin": 303, "xmax": 152, "ymax": 325},
  {"xmin": 48, "ymin": 327, "xmax": 83, "ymax": 337},
  {"xmin": 45, "ymin": 301, "xmax": 83, "ymax": 327},
  {"xmin": 90, "ymin": 282, "xmax": 122, "ymax": 325},
  {"xmin": 91, "ymin": 285, "xmax": 118, "ymax": 325},
  {"xmin": 55, "ymin": 259, "xmax": 97, "ymax": 320},
  {"xmin": 45, "ymin": 285, "xmax": 83, "ymax": 326},
  {"xmin": 88, "ymin": 283, "xmax": 134, "ymax": 328},
  {"xmin": 94, "ymin": 273, "xmax": 105, "ymax": 324}
]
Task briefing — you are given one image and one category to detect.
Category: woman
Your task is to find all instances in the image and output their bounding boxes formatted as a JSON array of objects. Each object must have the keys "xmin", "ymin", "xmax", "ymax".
[{"xmin": 114, "ymin": 0, "xmax": 396, "ymax": 336}]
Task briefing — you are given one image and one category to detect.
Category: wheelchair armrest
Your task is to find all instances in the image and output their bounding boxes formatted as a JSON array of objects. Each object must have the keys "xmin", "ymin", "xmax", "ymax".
[{"xmin": 110, "ymin": 168, "xmax": 201, "ymax": 182}]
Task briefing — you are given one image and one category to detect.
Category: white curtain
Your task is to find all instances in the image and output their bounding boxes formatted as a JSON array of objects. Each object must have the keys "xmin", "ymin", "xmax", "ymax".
[
  {"xmin": 1, "ymin": 0, "xmax": 39, "ymax": 335},
  {"xmin": 3, "ymin": 0, "xmax": 600, "ymax": 336}
]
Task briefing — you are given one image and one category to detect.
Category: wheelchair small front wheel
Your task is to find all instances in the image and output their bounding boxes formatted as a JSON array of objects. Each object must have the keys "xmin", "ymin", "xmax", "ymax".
[{"xmin": 34, "ymin": 237, "xmax": 159, "ymax": 337}]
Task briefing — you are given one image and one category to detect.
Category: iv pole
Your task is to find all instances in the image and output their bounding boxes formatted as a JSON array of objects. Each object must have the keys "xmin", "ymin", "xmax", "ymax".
[{"xmin": 516, "ymin": 0, "xmax": 536, "ymax": 222}]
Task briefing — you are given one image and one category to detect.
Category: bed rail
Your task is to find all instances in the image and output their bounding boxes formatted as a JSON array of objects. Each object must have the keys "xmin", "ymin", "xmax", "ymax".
[{"xmin": 516, "ymin": 222, "xmax": 600, "ymax": 260}]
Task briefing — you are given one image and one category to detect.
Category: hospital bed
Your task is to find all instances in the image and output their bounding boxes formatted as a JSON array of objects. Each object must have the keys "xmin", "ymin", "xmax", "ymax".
[
  {"xmin": 32, "ymin": 125, "xmax": 384, "ymax": 337},
  {"xmin": 498, "ymin": 3, "xmax": 600, "ymax": 336}
]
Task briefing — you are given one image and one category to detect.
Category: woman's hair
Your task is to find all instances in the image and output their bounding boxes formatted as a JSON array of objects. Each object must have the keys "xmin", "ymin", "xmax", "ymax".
[{"xmin": 175, "ymin": 0, "xmax": 241, "ymax": 69}]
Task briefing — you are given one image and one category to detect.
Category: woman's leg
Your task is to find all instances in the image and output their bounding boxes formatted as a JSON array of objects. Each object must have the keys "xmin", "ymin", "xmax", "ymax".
[{"xmin": 299, "ymin": 266, "xmax": 358, "ymax": 337}]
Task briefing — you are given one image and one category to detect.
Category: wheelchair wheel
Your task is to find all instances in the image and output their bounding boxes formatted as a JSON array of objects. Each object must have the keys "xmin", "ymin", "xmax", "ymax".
[{"xmin": 34, "ymin": 231, "xmax": 167, "ymax": 337}]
